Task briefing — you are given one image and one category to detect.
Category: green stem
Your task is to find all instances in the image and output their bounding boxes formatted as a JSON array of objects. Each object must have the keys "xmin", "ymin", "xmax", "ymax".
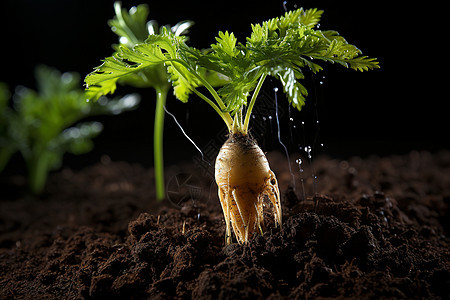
[
  {"xmin": 243, "ymin": 73, "xmax": 267, "ymax": 134},
  {"xmin": 192, "ymin": 88, "xmax": 233, "ymax": 131},
  {"xmin": 231, "ymin": 107, "xmax": 244, "ymax": 134},
  {"xmin": 27, "ymin": 153, "xmax": 50, "ymax": 195},
  {"xmin": 169, "ymin": 59, "xmax": 233, "ymax": 126},
  {"xmin": 170, "ymin": 59, "xmax": 228, "ymax": 111},
  {"xmin": 154, "ymin": 88, "xmax": 168, "ymax": 201}
]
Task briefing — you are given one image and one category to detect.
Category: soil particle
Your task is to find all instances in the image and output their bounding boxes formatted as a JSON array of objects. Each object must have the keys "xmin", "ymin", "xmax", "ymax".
[{"xmin": 0, "ymin": 150, "xmax": 449, "ymax": 299}]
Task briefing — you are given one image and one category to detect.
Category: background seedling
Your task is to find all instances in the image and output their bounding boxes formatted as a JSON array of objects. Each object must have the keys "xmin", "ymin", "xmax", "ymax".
[{"xmin": 0, "ymin": 65, "xmax": 139, "ymax": 194}]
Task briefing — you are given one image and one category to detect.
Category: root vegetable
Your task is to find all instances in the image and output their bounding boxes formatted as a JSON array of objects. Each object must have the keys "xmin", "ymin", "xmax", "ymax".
[
  {"xmin": 215, "ymin": 133, "xmax": 282, "ymax": 244},
  {"xmin": 86, "ymin": 5, "xmax": 378, "ymax": 244}
]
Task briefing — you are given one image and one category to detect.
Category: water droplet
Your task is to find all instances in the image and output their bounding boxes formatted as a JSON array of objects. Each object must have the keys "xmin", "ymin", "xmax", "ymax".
[
  {"xmin": 129, "ymin": 6, "xmax": 138, "ymax": 14},
  {"xmin": 268, "ymin": 115, "xmax": 272, "ymax": 120},
  {"xmin": 289, "ymin": 117, "xmax": 294, "ymax": 122},
  {"xmin": 301, "ymin": 121, "xmax": 305, "ymax": 125},
  {"xmin": 274, "ymin": 86, "xmax": 295, "ymax": 189},
  {"xmin": 296, "ymin": 157, "xmax": 306, "ymax": 200},
  {"xmin": 304, "ymin": 145, "xmax": 312, "ymax": 158},
  {"xmin": 119, "ymin": 36, "xmax": 129, "ymax": 45},
  {"xmin": 273, "ymin": 87, "xmax": 279, "ymax": 92},
  {"xmin": 295, "ymin": 158, "xmax": 304, "ymax": 172}
]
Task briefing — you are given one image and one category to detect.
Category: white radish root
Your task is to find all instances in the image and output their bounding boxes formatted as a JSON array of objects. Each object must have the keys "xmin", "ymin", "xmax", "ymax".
[{"xmin": 215, "ymin": 133, "xmax": 282, "ymax": 244}]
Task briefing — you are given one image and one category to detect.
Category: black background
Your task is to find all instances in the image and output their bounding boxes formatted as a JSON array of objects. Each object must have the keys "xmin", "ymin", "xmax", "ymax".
[{"xmin": 1, "ymin": 0, "xmax": 446, "ymax": 169}]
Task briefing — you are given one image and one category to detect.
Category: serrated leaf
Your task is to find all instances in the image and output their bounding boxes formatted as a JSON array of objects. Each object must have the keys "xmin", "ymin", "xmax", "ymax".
[
  {"xmin": 298, "ymin": 8, "xmax": 323, "ymax": 28},
  {"xmin": 89, "ymin": 5, "xmax": 379, "ymax": 122},
  {"xmin": 348, "ymin": 56, "xmax": 380, "ymax": 71},
  {"xmin": 85, "ymin": 45, "xmax": 167, "ymax": 101},
  {"xmin": 273, "ymin": 67, "xmax": 307, "ymax": 110},
  {"xmin": 212, "ymin": 31, "xmax": 239, "ymax": 58},
  {"xmin": 239, "ymin": 7, "xmax": 378, "ymax": 111},
  {"xmin": 168, "ymin": 62, "xmax": 198, "ymax": 103},
  {"xmin": 87, "ymin": 2, "xmax": 197, "ymax": 101}
]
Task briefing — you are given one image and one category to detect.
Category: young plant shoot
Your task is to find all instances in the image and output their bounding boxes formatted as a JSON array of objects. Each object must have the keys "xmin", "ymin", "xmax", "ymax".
[
  {"xmin": 86, "ymin": 2, "xmax": 194, "ymax": 201},
  {"xmin": 85, "ymin": 7, "xmax": 379, "ymax": 244},
  {"xmin": 0, "ymin": 65, "xmax": 139, "ymax": 194}
]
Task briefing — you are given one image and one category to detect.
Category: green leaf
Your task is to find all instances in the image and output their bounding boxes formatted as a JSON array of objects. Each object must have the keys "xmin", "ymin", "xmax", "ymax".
[
  {"xmin": 297, "ymin": 8, "xmax": 323, "ymax": 28},
  {"xmin": 242, "ymin": 8, "xmax": 379, "ymax": 111},
  {"xmin": 0, "ymin": 65, "xmax": 138, "ymax": 193},
  {"xmin": 92, "ymin": 93, "xmax": 141, "ymax": 115},
  {"xmin": 85, "ymin": 45, "xmax": 167, "ymax": 101},
  {"xmin": 86, "ymin": 5, "xmax": 379, "ymax": 132},
  {"xmin": 275, "ymin": 67, "xmax": 307, "ymax": 110},
  {"xmin": 109, "ymin": 2, "xmax": 151, "ymax": 47},
  {"xmin": 55, "ymin": 122, "xmax": 104, "ymax": 155},
  {"xmin": 86, "ymin": 2, "xmax": 196, "ymax": 100},
  {"xmin": 212, "ymin": 31, "xmax": 239, "ymax": 58},
  {"xmin": 35, "ymin": 64, "xmax": 81, "ymax": 97},
  {"xmin": 85, "ymin": 77, "xmax": 119, "ymax": 101}
]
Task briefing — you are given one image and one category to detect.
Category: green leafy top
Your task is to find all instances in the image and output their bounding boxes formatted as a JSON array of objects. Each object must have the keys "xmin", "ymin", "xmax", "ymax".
[
  {"xmin": 85, "ymin": 1, "xmax": 194, "ymax": 100},
  {"xmin": 85, "ymin": 7, "xmax": 379, "ymax": 133}
]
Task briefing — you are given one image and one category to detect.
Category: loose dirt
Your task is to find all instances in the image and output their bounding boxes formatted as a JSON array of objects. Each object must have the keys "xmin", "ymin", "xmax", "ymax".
[{"xmin": 1, "ymin": 150, "xmax": 449, "ymax": 299}]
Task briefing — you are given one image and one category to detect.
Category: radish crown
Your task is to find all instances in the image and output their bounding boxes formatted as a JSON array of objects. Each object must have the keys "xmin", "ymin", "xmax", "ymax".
[{"xmin": 85, "ymin": 7, "xmax": 379, "ymax": 134}]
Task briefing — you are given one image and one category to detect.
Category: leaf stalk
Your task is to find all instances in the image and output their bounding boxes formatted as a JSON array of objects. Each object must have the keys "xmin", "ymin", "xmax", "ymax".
[
  {"xmin": 243, "ymin": 73, "xmax": 267, "ymax": 134},
  {"xmin": 154, "ymin": 88, "xmax": 168, "ymax": 201}
]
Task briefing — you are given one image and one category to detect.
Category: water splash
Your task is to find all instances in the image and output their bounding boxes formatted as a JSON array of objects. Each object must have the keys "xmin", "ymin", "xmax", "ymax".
[
  {"xmin": 295, "ymin": 158, "xmax": 306, "ymax": 200},
  {"xmin": 282, "ymin": 72, "xmax": 326, "ymax": 202},
  {"xmin": 274, "ymin": 87, "xmax": 296, "ymax": 189},
  {"xmin": 304, "ymin": 145, "xmax": 317, "ymax": 195}
]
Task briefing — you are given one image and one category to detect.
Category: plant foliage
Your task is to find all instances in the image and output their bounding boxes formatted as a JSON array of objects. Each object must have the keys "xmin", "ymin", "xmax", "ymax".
[
  {"xmin": 86, "ymin": 6, "xmax": 378, "ymax": 132},
  {"xmin": 0, "ymin": 65, "xmax": 139, "ymax": 194},
  {"xmin": 86, "ymin": 2, "xmax": 194, "ymax": 100}
]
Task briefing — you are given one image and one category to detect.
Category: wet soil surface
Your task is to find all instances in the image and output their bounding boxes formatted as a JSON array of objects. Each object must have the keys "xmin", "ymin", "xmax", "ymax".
[{"xmin": 0, "ymin": 150, "xmax": 449, "ymax": 299}]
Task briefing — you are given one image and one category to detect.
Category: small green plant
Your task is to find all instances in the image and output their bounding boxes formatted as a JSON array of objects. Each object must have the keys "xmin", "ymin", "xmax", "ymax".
[
  {"xmin": 86, "ymin": 7, "xmax": 378, "ymax": 243},
  {"xmin": 0, "ymin": 65, "xmax": 139, "ymax": 194},
  {"xmin": 85, "ymin": 2, "xmax": 197, "ymax": 201}
]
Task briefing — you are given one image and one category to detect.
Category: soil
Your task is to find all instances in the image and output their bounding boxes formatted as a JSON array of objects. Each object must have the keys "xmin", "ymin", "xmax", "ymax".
[{"xmin": 0, "ymin": 150, "xmax": 449, "ymax": 299}]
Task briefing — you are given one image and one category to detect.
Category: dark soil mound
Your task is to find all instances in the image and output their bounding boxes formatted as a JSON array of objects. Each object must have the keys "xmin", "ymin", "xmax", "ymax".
[{"xmin": 1, "ymin": 151, "xmax": 449, "ymax": 299}]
